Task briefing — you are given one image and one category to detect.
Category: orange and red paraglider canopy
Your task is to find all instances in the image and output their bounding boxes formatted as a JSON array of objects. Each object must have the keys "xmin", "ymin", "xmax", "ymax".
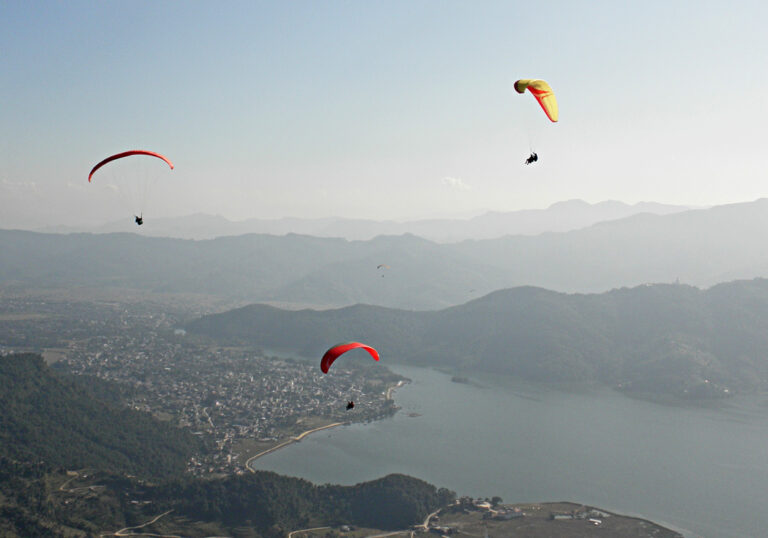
[
  {"xmin": 88, "ymin": 150, "xmax": 174, "ymax": 182},
  {"xmin": 321, "ymin": 342, "xmax": 380, "ymax": 374}
]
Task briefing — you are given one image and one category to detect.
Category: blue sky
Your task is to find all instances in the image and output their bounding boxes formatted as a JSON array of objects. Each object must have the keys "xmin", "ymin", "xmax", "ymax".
[{"xmin": 2, "ymin": 1, "xmax": 767, "ymax": 226}]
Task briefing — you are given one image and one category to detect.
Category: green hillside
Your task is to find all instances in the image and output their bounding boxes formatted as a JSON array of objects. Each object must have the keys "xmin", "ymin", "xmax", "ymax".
[
  {"xmin": 188, "ymin": 279, "xmax": 768, "ymax": 398},
  {"xmin": 0, "ymin": 464, "xmax": 454, "ymax": 537},
  {"xmin": 0, "ymin": 354, "xmax": 455, "ymax": 537},
  {"xmin": 0, "ymin": 353, "xmax": 203, "ymax": 479}
]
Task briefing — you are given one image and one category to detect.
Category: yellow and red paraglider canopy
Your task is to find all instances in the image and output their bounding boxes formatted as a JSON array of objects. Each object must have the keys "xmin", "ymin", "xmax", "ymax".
[{"xmin": 514, "ymin": 79, "xmax": 558, "ymax": 122}]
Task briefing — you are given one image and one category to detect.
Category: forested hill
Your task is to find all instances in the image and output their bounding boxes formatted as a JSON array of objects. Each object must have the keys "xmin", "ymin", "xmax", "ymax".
[
  {"xmin": 151, "ymin": 472, "xmax": 455, "ymax": 533},
  {"xmin": 5, "ymin": 198, "xmax": 768, "ymax": 309},
  {"xmin": 0, "ymin": 464, "xmax": 454, "ymax": 537},
  {"xmin": 0, "ymin": 355, "xmax": 457, "ymax": 537},
  {"xmin": 188, "ymin": 279, "xmax": 768, "ymax": 398},
  {"xmin": 0, "ymin": 353, "xmax": 202, "ymax": 478}
]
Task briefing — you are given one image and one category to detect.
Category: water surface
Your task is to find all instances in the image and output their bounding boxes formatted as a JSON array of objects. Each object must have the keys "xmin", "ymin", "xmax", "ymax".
[{"xmin": 252, "ymin": 365, "xmax": 768, "ymax": 538}]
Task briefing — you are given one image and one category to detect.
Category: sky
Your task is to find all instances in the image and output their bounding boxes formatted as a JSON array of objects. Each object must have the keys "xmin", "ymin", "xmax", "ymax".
[{"xmin": 2, "ymin": 0, "xmax": 767, "ymax": 227}]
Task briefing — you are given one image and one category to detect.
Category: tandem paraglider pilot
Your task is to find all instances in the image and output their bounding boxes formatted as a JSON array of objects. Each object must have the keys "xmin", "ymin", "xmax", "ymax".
[
  {"xmin": 134, "ymin": 214, "xmax": 143, "ymax": 226},
  {"xmin": 319, "ymin": 342, "xmax": 379, "ymax": 412}
]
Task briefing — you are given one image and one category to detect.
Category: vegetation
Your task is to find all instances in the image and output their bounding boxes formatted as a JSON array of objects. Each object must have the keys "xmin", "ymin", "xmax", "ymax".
[
  {"xmin": 0, "ymin": 353, "xmax": 204, "ymax": 479},
  {"xmin": 152, "ymin": 472, "xmax": 454, "ymax": 534},
  {"xmin": 0, "ymin": 466, "xmax": 453, "ymax": 537},
  {"xmin": 0, "ymin": 353, "xmax": 455, "ymax": 537},
  {"xmin": 189, "ymin": 279, "xmax": 768, "ymax": 398}
]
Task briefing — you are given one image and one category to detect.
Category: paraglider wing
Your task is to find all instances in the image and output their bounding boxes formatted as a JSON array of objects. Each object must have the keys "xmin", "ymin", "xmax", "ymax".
[
  {"xmin": 320, "ymin": 342, "xmax": 380, "ymax": 374},
  {"xmin": 88, "ymin": 150, "xmax": 174, "ymax": 182},
  {"xmin": 514, "ymin": 79, "xmax": 558, "ymax": 122}
]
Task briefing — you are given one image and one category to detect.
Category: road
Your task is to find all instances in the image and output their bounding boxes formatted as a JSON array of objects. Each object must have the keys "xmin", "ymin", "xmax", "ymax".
[
  {"xmin": 418, "ymin": 508, "xmax": 441, "ymax": 530},
  {"xmin": 246, "ymin": 422, "xmax": 346, "ymax": 470},
  {"xmin": 385, "ymin": 380, "xmax": 406, "ymax": 401},
  {"xmin": 58, "ymin": 470, "xmax": 105, "ymax": 494},
  {"xmin": 99, "ymin": 509, "xmax": 177, "ymax": 537},
  {"xmin": 287, "ymin": 526, "xmax": 330, "ymax": 537}
]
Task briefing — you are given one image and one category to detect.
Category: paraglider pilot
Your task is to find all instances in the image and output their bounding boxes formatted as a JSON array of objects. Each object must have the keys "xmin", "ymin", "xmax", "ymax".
[
  {"xmin": 134, "ymin": 213, "xmax": 143, "ymax": 226},
  {"xmin": 525, "ymin": 152, "xmax": 538, "ymax": 165},
  {"xmin": 346, "ymin": 401, "xmax": 355, "ymax": 410}
]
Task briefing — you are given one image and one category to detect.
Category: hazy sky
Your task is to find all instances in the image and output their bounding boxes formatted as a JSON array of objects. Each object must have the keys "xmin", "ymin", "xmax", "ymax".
[{"xmin": 2, "ymin": 1, "xmax": 767, "ymax": 227}]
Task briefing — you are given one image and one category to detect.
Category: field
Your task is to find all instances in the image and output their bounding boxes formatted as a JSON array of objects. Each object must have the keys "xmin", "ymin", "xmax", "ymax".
[
  {"xmin": 285, "ymin": 501, "xmax": 682, "ymax": 537},
  {"xmin": 435, "ymin": 502, "xmax": 682, "ymax": 538}
]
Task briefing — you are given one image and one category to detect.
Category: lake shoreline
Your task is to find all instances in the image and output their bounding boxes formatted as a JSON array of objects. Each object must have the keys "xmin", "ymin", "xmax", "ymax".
[
  {"xmin": 247, "ymin": 372, "xmax": 692, "ymax": 536},
  {"xmin": 246, "ymin": 421, "xmax": 348, "ymax": 470},
  {"xmin": 248, "ymin": 378, "xmax": 409, "ymax": 472},
  {"xmin": 430, "ymin": 501, "xmax": 686, "ymax": 538}
]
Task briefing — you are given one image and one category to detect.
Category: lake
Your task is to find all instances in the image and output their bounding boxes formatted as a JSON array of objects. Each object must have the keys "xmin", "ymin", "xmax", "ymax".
[{"xmin": 251, "ymin": 365, "xmax": 768, "ymax": 538}]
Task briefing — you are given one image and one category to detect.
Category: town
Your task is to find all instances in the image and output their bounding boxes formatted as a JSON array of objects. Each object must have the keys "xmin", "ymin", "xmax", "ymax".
[{"xmin": 0, "ymin": 293, "xmax": 404, "ymax": 474}]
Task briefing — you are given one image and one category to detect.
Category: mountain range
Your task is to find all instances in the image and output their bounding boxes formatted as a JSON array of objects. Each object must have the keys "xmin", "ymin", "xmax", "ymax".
[
  {"xmin": 38, "ymin": 199, "xmax": 690, "ymax": 242},
  {"xmin": 4, "ymin": 198, "xmax": 768, "ymax": 310},
  {"xmin": 187, "ymin": 278, "xmax": 768, "ymax": 399}
]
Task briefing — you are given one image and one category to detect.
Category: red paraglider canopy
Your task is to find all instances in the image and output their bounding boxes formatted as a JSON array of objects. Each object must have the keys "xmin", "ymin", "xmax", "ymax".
[
  {"xmin": 320, "ymin": 342, "xmax": 380, "ymax": 374},
  {"xmin": 88, "ymin": 150, "xmax": 174, "ymax": 182}
]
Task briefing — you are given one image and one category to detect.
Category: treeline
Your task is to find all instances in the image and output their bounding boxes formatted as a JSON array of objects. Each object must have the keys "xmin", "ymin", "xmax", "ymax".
[
  {"xmin": 0, "ymin": 353, "xmax": 204, "ymax": 479},
  {"xmin": 152, "ymin": 472, "xmax": 454, "ymax": 534},
  {"xmin": 188, "ymin": 279, "xmax": 768, "ymax": 398},
  {"xmin": 0, "ymin": 465, "xmax": 454, "ymax": 537},
  {"xmin": 0, "ymin": 353, "xmax": 456, "ymax": 537},
  {"xmin": 0, "ymin": 458, "xmax": 69, "ymax": 537}
]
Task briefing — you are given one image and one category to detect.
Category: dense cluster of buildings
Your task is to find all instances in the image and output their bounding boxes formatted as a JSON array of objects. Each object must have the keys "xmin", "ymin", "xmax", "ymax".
[{"xmin": 0, "ymin": 296, "xmax": 401, "ymax": 474}]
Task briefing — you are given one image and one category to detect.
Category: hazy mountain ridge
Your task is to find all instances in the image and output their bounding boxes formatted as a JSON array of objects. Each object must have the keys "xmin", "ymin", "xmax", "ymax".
[
  {"xmin": 37, "ymin": 199, "xmax": 691, "ymax": 242},
  {"xmin": 4, "ymin": 199, "xmax": 768, "ymax": 309},
  {"xmin": 445, "ymin": 198, "xmax": 768, "ymax": 293},
  {"xmin": 0, "ymin": 229, "xmax": 512, "ymax": 309},
  {"xmin": 188, "ymin": 279, "xmax": 768, "ymax": 398}
]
